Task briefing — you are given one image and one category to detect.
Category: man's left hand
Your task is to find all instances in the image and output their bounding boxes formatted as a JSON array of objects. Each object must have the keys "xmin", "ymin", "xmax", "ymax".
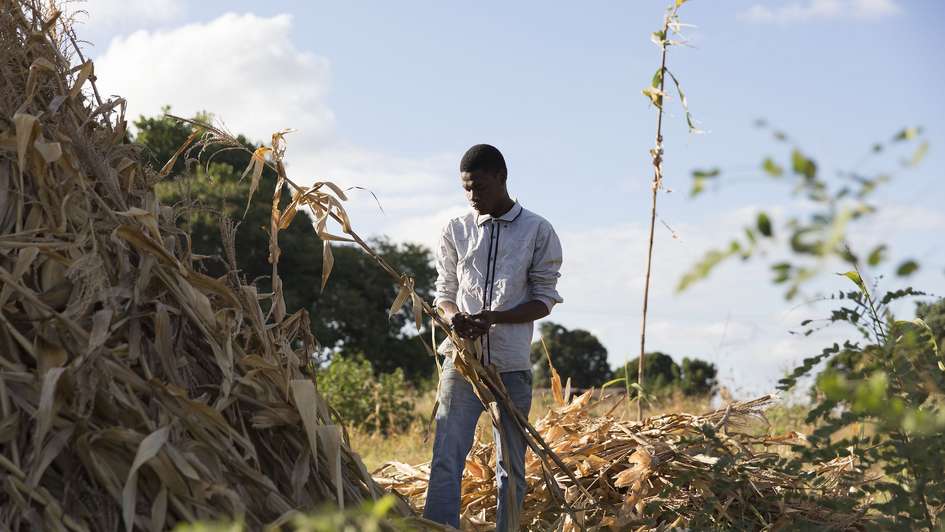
[{"xmin": 467, "ymin": 310, "xmax": 498, "ymax": 335}]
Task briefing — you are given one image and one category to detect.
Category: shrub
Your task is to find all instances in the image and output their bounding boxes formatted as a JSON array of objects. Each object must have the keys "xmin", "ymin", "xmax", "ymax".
[
  {"xmin": 318, "ymin": 356, "xmax": 416, "ymax": 434},
  {"xmin": 780, "ymin": 281, "xmax": 945, "ymax": 528}
]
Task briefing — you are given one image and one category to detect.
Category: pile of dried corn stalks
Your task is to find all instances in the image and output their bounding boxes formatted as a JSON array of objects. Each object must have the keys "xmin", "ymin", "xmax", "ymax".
[
  {"xmin": 376, "ymin": 388, "xmax": 870, "ymax": 530},
  {"xmin": 0, "ymin": 3, "xmax": 423, "ymax": 530}
]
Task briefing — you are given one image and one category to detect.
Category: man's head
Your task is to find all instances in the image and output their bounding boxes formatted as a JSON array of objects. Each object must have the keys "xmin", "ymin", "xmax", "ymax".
[{"xmin": 460, "ymin": 144, "xmax": 509, "ymax": 216}]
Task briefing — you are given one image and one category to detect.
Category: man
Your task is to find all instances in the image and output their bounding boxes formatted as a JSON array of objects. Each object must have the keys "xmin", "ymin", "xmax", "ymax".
[{"xmin": 423, "ymin": 144, "xmax": 564, "ymax": 530}]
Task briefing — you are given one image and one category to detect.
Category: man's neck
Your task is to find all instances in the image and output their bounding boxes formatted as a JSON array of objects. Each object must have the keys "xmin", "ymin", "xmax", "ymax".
[{"xmin": 490, "ymin": 197, "xmax": 516, "ymax": 218}]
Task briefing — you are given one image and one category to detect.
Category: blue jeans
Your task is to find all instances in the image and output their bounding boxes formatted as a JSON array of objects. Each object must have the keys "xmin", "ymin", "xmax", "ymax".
[{"xmin": 423, "ymin": 360, "xmax": 533, "ymax": 531}]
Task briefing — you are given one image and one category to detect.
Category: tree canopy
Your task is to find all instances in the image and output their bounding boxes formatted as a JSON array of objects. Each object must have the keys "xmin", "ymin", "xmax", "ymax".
[{"xmin": 531, "ymin": 322, "xmax": 613, "ymax": 389}]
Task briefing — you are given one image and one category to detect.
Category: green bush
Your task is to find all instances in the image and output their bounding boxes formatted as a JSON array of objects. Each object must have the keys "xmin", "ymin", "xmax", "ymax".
[
  {"xmin": 173, "ymin": 495, "xmax": 411, "ymax": 532},
  {"xmin": 780, "ymin": 283, "xmax": 945, "ymax": 528},
  {"xmin": 318, "ymin": 356, "xmax": 416, "ymax": 434}
]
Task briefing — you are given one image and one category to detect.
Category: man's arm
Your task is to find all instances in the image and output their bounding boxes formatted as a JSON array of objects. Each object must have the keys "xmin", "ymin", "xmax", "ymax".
[
  {"xmin": 469, "ymin": 300, "xmax": 549, "ymax": 328},
  {"xmin": 525, "ymin": 220, "xmax": 564, "ymax": 312}
]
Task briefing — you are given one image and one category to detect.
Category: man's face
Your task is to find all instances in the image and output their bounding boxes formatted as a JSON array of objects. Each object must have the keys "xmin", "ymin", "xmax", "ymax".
[{"xmin": 461, "ymin": 169, "xmax": 504, "ymax": 215}]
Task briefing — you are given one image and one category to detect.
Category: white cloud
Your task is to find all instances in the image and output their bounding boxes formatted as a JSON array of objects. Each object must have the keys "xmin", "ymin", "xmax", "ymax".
[
  {"xmin": 96, "ymin": 13, "xmax": 335, "ymax": 145},
  {"xmin": 65, "ymin": 0, "xmax": 184, "ymax": 34},
  {"xmin": 93, "ymin": 11, "xmax": 463, "ymax": 246},
  {"xmin": 738, "ymin": 0, "xmax": 901, "ymax": 23}
]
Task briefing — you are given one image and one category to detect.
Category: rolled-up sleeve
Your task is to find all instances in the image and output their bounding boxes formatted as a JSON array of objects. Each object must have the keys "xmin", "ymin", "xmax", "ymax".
[
  {"xmin": 528, "ymin": 221, "xmax": 564, "ymax": 312},
  {"xmin": 433, "ymin": 223, "xmax": 459, "ymax": 308}
]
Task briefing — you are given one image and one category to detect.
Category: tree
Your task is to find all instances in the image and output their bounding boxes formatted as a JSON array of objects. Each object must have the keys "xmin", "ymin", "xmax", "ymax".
[
  {"xmin": 679, "ymin": 357, "xmax": 718, "ymax": 396},
  {"xmin": 620, "ymin": 352, "xmax": 718, "ymax": 397},
  {"xmin": 691, "ymin": 126, "xmax": 944, "ymax": 525},
  {"xmin": 778, "ymin": 279, "xmax": 945, "ymax": 527},
  {"xmin": 621, "ymin": 352, "xmax": 680, "ymax": 395},
  {"xmin": 135, "ymin": 110, "xmax": 437, "ymax": 382},
  {"xmin": 311, "ymin": 237, "xmax": 437, "ymax": 378},
  {"xmin": 317, "ymin": 355, "xmax": 416, "ymax": 434},
  {"xmin": 530, "ymin": 322, "xmax": 612, "ymax": 389}
]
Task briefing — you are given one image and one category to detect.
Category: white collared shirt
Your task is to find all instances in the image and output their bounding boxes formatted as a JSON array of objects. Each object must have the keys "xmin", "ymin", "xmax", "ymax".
[{"xmin": 434, "ymin": 201, "xmax": 564, "ymax": 372}]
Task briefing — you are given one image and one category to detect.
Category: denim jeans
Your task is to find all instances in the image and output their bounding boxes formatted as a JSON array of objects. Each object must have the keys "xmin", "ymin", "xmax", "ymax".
[{"xmin": 422, "ymin": 360, "xmax": 533, "ymax": 531}]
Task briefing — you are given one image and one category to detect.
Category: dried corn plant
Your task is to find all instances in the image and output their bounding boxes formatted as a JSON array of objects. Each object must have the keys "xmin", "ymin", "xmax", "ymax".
[
  {"xmin": 0, "ymin": 3, "xmax": 446, "ymax": 530},
  {"xmin": 376, "ymin": 381, "xmax": 871, "ymax": 530}
]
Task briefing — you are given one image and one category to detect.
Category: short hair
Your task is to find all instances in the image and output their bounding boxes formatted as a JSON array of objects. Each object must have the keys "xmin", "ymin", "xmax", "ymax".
[{"xmin": 460, "ymin": 144, "xmax": 507, "ymax": 179}]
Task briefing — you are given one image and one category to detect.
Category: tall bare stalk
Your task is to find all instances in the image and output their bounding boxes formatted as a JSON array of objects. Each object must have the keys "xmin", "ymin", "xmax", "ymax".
[{"xmin": 634, "ymin": 0, "xmax": 698, "ymax": 420}]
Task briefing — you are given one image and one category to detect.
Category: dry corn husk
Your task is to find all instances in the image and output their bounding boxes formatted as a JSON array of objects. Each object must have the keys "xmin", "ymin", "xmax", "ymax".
[{"xmin": 376, "ymin": 391, "xmax": 871, "ymax": 530}]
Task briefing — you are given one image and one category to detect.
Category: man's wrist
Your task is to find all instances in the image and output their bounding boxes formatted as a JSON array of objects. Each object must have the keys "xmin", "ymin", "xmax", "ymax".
[{"xmin": 486, "ymin": 310, "xmax": 504, "ymax": 325}]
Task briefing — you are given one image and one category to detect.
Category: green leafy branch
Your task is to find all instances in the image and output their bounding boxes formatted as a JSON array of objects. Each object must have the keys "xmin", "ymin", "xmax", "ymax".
[{"xmin": 678, "ymin": 124, "xmax": 929, "ymax": 300}]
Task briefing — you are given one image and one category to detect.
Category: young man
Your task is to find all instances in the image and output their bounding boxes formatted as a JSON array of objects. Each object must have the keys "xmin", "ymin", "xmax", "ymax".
[{"xmin": 423, "ymin": 144, "xmax": 564, "ymax": 530}]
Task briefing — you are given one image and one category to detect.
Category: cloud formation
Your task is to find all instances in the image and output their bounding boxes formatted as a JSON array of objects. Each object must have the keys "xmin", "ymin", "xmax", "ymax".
[
  {"xmin": 96, "ymin": 13, "xmax": 335, "ymax": 145},
  {"xmin": 94, "ymin": 12, "xmax": 462, "ymax": 243},
  {"xmin": 738, "ymin": 0, "xmax": 901, "ymax": 24}
]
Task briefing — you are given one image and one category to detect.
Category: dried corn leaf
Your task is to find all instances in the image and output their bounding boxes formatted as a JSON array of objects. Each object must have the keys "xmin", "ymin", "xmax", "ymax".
[
  {"xmin": 122, "ymin": 426, "xmax": 169, "ymax": 532},
  {"xmin": 321, "ymin": 240, "xmax": 333, "ymax": 292}
]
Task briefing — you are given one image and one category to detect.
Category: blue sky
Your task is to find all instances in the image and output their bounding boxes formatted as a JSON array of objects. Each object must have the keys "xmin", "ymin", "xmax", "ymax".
[{"xmin": 76, "ymin": 0, "xmax": 944, "ymax": 395}]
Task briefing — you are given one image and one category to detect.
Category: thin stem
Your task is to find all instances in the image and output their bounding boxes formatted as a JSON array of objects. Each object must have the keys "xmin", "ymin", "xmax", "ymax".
[{"xmin": 636, "ymin": 11, "xmax": 672, "ymax": 422}]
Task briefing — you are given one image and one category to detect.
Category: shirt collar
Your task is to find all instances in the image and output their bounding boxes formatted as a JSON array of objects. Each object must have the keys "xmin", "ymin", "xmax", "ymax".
[{"xmin": 476, "ymin": 200, "xmax": 523, "ymax": 226}]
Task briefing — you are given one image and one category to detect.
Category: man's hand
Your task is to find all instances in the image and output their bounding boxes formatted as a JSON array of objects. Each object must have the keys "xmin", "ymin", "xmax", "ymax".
[
  {"xmin": 451, "ymin": 312, "xmax": 490, "ymax": 339},
  {"xmin": 467, "ymin": 310, "xmax": 496, "ymax": 334}
]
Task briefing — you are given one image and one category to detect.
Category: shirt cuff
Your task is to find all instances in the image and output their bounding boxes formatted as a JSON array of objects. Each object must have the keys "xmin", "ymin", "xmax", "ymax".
[
  {"xmin": 534, "ymin": 295, "xmax": 560, "ymax": 313},
  {"xmin": 433, "ymin": 295, "xmax": 457, "ymax": 309}
]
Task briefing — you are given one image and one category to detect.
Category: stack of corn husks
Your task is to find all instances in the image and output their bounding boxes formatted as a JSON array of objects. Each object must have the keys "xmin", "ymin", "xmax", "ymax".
[
  {"xmin": 376, "ymin": 389, "xmax": 869, "ymax": 530},
  {"xmin": 0, "ymin": 3, "xmax": 417, "ymax": 530}
]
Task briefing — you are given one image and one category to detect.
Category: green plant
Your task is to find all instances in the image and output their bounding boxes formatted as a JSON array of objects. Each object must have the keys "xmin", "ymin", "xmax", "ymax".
[
  {"xmin": 172, "ymin": 496, "xmax": 418, "ymax": 532},
  {"xmin": 318, "ymin": 356, "xmax": 417, "ymax": 435},
  {"xmin": 779, "ymin": 274, "xmax": 945, "ymax": 528}
]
